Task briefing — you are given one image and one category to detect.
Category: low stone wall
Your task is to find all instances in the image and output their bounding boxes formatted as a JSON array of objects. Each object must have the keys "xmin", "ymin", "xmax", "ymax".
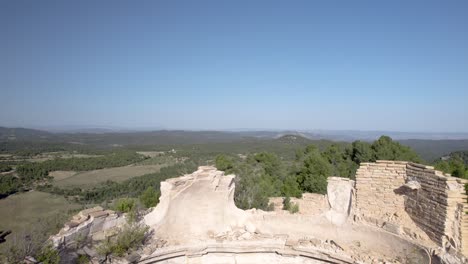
[{"xmin": 269, "ymin": 193, "xmax": 329, "ymax": 215}]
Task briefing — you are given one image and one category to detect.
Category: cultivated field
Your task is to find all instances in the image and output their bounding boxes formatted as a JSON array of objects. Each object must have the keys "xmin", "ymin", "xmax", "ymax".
[
  {"xmin": 51, "ymin": 164, "xmax": 164, "ymax": 189},
  {"xmin": 0, "ymin": 191, "xmax": 81, "ymax": 241},
  {"xmin": 0, "ymin": 151, "xmax": 102, "ymax": 163}
]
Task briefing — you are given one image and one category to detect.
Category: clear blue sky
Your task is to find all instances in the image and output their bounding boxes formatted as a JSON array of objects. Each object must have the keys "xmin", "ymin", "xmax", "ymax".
[{"xmin": 1, "ymin": 0, "xmax": 467, "ymax": 132}]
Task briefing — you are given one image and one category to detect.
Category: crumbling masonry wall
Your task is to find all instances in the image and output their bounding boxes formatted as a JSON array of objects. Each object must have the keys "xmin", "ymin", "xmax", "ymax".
[
  {"xmin": 355, "ymin": 161, "xmax": 407, "ymax": 218},
  {"xmin": 406, "ymin": 163, "xmax": 467, "ymax": 248},
  {"xmin": 355, "ymin": 160, "xmax": 468, "ymax": 254}
]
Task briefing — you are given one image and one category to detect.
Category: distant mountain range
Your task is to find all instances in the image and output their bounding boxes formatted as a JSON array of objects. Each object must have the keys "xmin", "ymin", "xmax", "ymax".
[
  {"xmin": 1, "ymin": 126, "xmax": 468, "ymax": 142},
  {"xmin": 1, "ymin": 126, "xmax": 468, "ymax": 161}
]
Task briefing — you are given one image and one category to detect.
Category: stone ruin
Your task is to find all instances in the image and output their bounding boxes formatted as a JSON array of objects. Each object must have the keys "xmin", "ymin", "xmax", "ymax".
[
  {"xmin": 50, "ymin": 206, "xmax": 126, "ymax": 249},
  {"xmin": 50, "ymin": 161, "xmax": 468, "ymax": 263}
]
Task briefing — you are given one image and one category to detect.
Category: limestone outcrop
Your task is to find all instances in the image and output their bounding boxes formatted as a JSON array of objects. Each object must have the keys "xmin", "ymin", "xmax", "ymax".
[{"xmin": 143, "ymin": 166, "xmax": 253, "ymax": 243}]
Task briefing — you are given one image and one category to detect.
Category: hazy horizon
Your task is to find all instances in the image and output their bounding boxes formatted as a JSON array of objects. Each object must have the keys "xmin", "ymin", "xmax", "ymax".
[
  {"xmin": 3, "ymin": 124, "xmax": 468, "ymax": 136},
  {"xmin": 2, "ymin": 1, "xmax": 468, "ymax": 132}
]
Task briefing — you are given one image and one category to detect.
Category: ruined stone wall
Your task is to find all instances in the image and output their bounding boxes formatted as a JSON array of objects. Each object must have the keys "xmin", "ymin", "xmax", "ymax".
[
  {"xmin": 355, "ymin": 161, "xmax": 407, "ymax": 218},
  {"xmin": 50, "ymin": 206, "xmax": 126, "ymax": 248},
  {"xmin": 268, "ymin": 193, "xmax": 329, "ymax": 215},
  {"xmin": 355, "ymin": 160, "xmax": 468, "ymax": 253},
  {"xmin": 405, "ymin": 163, "xmax": 466, "ymax": 248}
]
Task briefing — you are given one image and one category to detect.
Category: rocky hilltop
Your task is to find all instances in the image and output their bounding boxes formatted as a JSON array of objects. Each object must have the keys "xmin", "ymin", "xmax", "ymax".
[{"xmin": 51, "ymin": 163, "xmax": 468, "ymax": 263}]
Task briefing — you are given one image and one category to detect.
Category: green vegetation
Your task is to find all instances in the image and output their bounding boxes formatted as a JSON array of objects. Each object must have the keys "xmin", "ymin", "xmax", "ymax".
[
  {"xmin": 113, "ymin": 198, "xmax": 136, "ymax": 213},
  {"xmin": 36, "ymin": 244, "xmax": 60, "ymax": 264},
  {"xmin": 290, "ymin": 203, "xmax": 299, "ymax": 214},
  {"xmin": 52, "ymin": 165, "xmax": 164, "ymax": 189},
  {"xmin": 0, "ymin": 175, "xmax": 23, "ymax": 198},
  {"xmin": 400, "ymin": 139, "xmax": 468, "ymax": 162},
  {"xmin": 0, "ymin": 192, "xmax": 77, "ymax": 263},
  {"xmin": 0, "ymin": 151, "xmax": 147, "ymax": 198},
  {"xmin": 97, "ymin": 224, "xmax": 149, "ymax": 258},
  {"xmin": 139, "ymin": 187, "xmax": 159, "ymax": 208},
  {"xmin": 434, "ymin": 151, "xmax": 468, "ymax": 179},
  {"xmin": 371, "ymin": 136, "xmax": 422, "ymax": 162},
  {"xmin": 282, "ymin": 197, "xmax": 299, "ymax": 214},
  {"xmin": 215, "ymin": 154, "xmax": 234, "ymax": 173},
  {"xmin": 1, "ymin": 130, "xmax": 460, "ymax": 258},
  {"xmin": 217, "ymin": 136, "xmax": 423, "ymax": 210},
  {"xmin": 38, "ymin": 161, "xmax": 198, "ymax": 204},
  {"xmin": 296, "ymin": 146, "xmax": 332, "ymax": 194},
  {"xmin": 16, "ymin": 151, "xmax": 146, "ymax": 183},
  {"xmin": 0, "ymin": 164, "xmax": 12, "ymax": 173},
  {"xmin": 77, "ymin": 254, "xmax": 90, "ymax": 264}
]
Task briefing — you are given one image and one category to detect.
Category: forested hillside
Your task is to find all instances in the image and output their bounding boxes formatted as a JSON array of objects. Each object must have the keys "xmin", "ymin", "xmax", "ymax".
[
  {"xmin": 2, "ymin": 127, "xmax": 468, "ymax": 162},
  {"xmin": 400, "ymin": 139, "xmax": 468, "ymax": 162},
  {"xmin": 434, "ymin": 151, "xmax": 468, "ymax": 178}
]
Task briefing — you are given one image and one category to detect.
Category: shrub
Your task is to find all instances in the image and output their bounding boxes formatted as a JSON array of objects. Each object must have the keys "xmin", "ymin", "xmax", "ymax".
[
  {"xmin": 139, "ymin": 187, "xmax": 159, "ymax": 208},
  {"xmin": 36, "ymin": 244, "xmax": 60, "ymax": 264},
  {"xmin": 97, "ymin": 224, "xmax": 149, "ymax": 258},
  {"xmin": 282, "ymin": 196, "xmax": 299, "ymax": 214},
  {"xmin": 113, "ymin": 198, "xmax": 136, "ymax": 213},
  {"xmin": 0, "ymin": 163, "xmax": 12, "ymax": 173},
  {"xmin": 282, "ymin": 197, "xmax": 291, "ymax": 210},
  {"xmin": 77, "ymin": 254, "xmax": 90, "ymax": 264},
  {"xmin": 215, "ymin": 154, "xmax": 234, "ymax": 173},
  {"xmin": 289, "ymin": 203, "xmax": 299, "ymax": 214}
]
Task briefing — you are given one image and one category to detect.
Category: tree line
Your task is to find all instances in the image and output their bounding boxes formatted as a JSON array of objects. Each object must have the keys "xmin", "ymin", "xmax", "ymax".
[
  {"xmin": 38, "ymin": 160, "xmax": 198, "ymax": 204},
  {"xmin": 0, "ymin": 151, "xmax": 147, "ymax": 198},
  {"xmin": 216, "ymin": 136, "xmax": 422, "ymax": 210},
  {"xmin": 434, "ymin": 151, "xmax": 468, "ymax": 178}
]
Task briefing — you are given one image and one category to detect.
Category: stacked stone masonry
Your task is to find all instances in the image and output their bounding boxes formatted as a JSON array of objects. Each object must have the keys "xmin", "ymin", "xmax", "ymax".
[{"xmin": 355, "ymin": 160, "xmax": 468, "ymax": 255}]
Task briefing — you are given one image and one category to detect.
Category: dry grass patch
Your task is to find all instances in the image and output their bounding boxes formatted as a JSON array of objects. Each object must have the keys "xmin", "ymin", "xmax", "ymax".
[
  {"xmin": 49, "ymin": 170, "xmax": 77, "ymax": 181},
  {"xmin": 53, "ymin": 165, "xmax": 164, "ymax": 189},
  {"xmin": 0, "ymin": 191, "xmax": 81, "ymax": 237}
]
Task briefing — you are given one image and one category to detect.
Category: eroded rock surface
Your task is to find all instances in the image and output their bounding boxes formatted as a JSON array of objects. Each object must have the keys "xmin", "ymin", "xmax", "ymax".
[
  {"xmin": 144, "ymin": 166, "xmax": 252, "ymax": 243},
  {"xmin": 325, "ymin": 177, "xmax": 354, "ymax": 226}
]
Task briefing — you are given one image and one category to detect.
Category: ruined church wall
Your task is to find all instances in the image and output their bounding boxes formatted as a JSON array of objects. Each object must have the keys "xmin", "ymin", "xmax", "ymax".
[
  {"xmin": 355, "ymin": 161, "xmax": 407, "ymax": 218},
  {"xmin": 354, "ymin": 160, "xmax": 467, "ymax": 251},
  {"xmin": 405, "ymin": 163, "xmax": 465, "ymax": 247}
]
